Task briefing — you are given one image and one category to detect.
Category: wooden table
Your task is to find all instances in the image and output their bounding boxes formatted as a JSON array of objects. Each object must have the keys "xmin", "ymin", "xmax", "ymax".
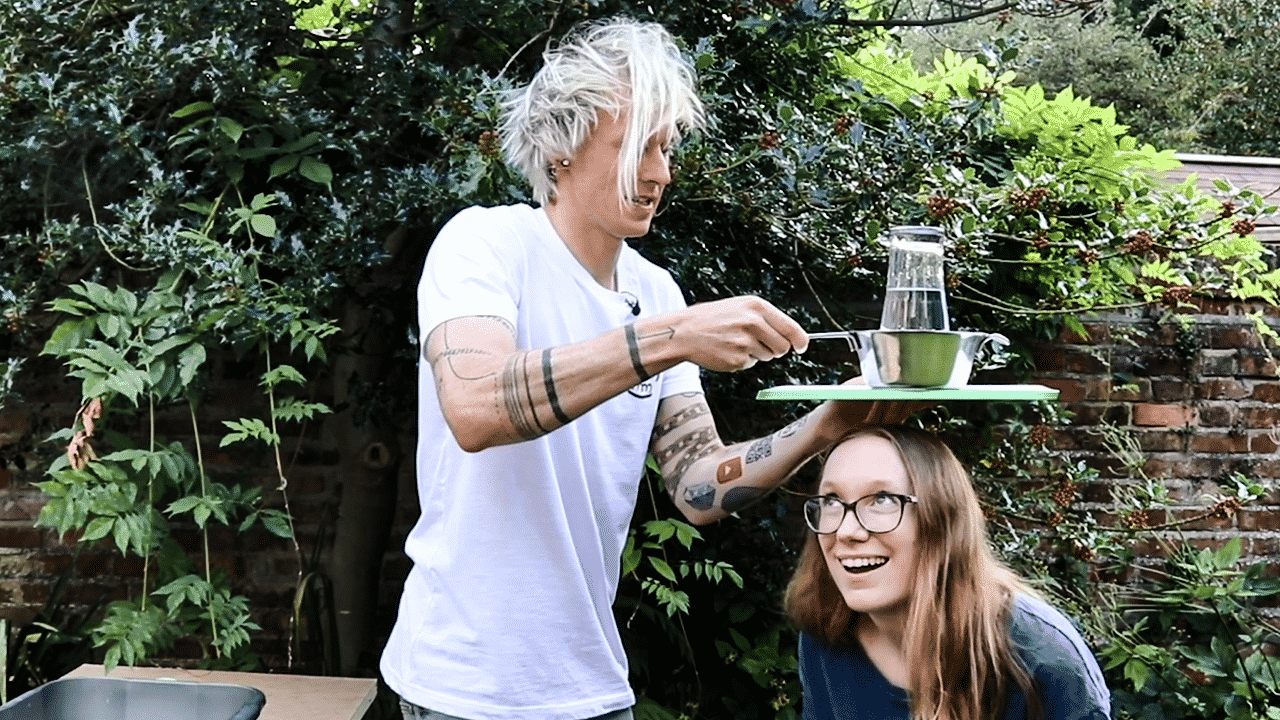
[{"xmin": 66, "ymin": 664, "xmax": 377, "ymax": 720}]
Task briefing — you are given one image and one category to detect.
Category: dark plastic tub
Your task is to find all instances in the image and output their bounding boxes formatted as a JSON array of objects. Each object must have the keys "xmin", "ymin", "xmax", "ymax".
[{"xmin": 0, "ymin": 676, "xmax": 266, "ymax": 720}]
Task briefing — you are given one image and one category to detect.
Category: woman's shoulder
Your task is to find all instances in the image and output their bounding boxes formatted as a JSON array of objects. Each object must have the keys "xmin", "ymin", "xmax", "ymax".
[
  {"xmin": 1010, "ymin": 593, "xmax": 1095, "ymax": 663},
  {"xmin": 1010, "ymin": 594, "xmax": 1111, "ymax": 718}
]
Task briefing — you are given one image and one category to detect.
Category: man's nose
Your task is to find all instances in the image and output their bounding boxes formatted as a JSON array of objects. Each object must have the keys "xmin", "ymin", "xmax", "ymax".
[{"xmin": 641, "ymin": 146, "xmax": 671, "ymax": 185}]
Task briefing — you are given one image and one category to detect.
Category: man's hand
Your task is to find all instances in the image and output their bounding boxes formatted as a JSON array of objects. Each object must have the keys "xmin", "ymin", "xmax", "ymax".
[
  {"xmin": 812, "ymin": 377, "xmax": 937, "ymax": 444},
  {"xmin": 646, "ymin": 295, "xmax": 807, "ymax": 373}
]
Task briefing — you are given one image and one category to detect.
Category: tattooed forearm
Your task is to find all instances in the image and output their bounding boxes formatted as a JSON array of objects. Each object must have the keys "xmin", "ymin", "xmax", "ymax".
[
  {"xmin": 744, "ymin": 436, "xmax": 773, "ymax": 464},
  {"xmin": 502, "ymin": 353, "xmax": 547, "ymax": 439},
  {"xmin": 624, "ymin": 324, "xmax": 652, "ymax": 381},
  {"xmin": 653, "ymin": 426, "xmax": 717, "ymax": 467},
  {"xmin": 722, "ymin": 486, "xmax": 767, "ymax": 513},
  {"xmin": 671, "ymin": 442, "xmax": 718, "ymax": 484},
  {"xmin": 652, "ymin": 403, "xmax": 710, "ymax": 441},
  {"xmin": 541, "ymin": 348, "xmax": 571, "ymax": 425},
  {"xmin": 777, "ymin": 416, "xmax": 808, "ymax": 438},
  {"xmin": 683, "ymin": 483, "xmax": 716, "ymax": 511}
]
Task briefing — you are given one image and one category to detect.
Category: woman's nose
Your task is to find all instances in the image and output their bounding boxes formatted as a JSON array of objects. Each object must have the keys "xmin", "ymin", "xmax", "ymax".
[{"xmin": 834, "ymin": 509, "xmax": 870, "ymax": 541}]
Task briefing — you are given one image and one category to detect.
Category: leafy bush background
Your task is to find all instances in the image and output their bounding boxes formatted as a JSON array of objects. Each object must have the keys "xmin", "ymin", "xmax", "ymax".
[{"xmin": 1, "ymin": 0, "xmax": 1279, "ymax": 718}]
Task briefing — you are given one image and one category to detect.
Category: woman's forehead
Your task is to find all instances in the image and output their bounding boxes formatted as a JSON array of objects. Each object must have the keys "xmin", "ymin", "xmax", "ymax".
[{"xmin": 818, "ymin": 435, "xmax": 911, "ymax": 494}]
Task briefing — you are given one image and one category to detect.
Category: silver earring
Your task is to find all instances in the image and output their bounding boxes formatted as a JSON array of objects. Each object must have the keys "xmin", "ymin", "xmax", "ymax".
[{"xmin": 559, "ymin": 159, "xmax": 570, "ymax": 167}]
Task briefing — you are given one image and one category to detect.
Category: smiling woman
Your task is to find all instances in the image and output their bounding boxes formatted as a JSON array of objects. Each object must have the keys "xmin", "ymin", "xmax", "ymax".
[{"xmin": 785, "ymin": 427, "xmax": 1111, "ymax": 720}]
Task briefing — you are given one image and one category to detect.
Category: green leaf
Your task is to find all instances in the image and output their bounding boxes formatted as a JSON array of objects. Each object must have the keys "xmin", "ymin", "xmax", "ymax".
[
  {"xmin": 172, "ymin": 101, "xmax": 214, "ymax": 118},
  {"xmin": 648, "ymin": 556, "xmax": 677, "ymax": 582},
  {"xmin": 1124, "ymin": 658, "xmax": 1150, "ymax": 692},
  {"xmin": 82, "ymin": 516, "xmax": 115, "ymax": 542},
  {"xmin": 260, "ymin": 510, "xmax": 293, "ymax": 539},
  {"xmin": 41, "ymin": 318, "xmax": 95, "ymax": 356},
  {"xmin": 621, "ymin": 534, "xmax": 641, "ymax": 576},
  {"xmin": 166, "ymin": 496, "xmax": 200, "ymax": 515},
  {"xmin": 217, "ymin": 117, "xmax": 244, "ymax": 142},
  {"xmin": 1215, "ymin": 537, "xmax": 1243, "ymax": 568},
  {"xmin": 299, "ymin": 156, "xmax": 333, "ymax": 186},
  {"xmin": 269, "ymin": 154, "xmax": 300, "ymax": 180},
  {"xmin": 262, "ymin": 364, "xmax": 306, "ymax": 388},
  {"xmin": 249, "ymin": 214, "xmax": 277, "ymax": 238},
  {"xmin": 177, "ymin": 344, "xmax": 206, "ymax": 386},
  {"xmin": 280, "ymin": 132, "xmax": 322, "ymax": 154}
]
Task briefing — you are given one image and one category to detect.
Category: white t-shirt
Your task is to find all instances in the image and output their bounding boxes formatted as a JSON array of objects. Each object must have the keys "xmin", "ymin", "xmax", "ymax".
[{"xmin": 380, "ymin": 204, "xmax": 703, "ymax": 720}]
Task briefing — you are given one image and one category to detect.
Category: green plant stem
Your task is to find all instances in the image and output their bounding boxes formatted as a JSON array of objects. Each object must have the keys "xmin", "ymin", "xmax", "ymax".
[
  {"xmin": 144, "ymin": 393, "xmax": 155, "ymax": 608},
  {"xmin": 80, "ymin": 158, "xmax": 157, "ymax": 273},
  {"xmin": 261, "ymin": 342, "xmax": 306, "ymax": 665},
  {"xmin": 188, "ymin": 400, "xmax": 219, "ymax": 655},
  {"xmin": 954, "ymin": 279, "xmax": 1147, "ymax": 316}
]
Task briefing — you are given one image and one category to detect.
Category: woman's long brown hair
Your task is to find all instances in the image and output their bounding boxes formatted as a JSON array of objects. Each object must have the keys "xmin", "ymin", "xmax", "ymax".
[{"xmin": 784, "ymin": 427, "xmax": 1042, "ymax": 720}]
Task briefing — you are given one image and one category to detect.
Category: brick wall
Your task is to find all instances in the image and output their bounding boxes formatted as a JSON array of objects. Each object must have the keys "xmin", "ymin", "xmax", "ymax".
[
  {"xmin": 1, "ymin": 295, "xmax": 1277, "ymax": 670},
  {"xmin": 1026, "ymin": 298, "xmax": 1280, "ymax": 616}
]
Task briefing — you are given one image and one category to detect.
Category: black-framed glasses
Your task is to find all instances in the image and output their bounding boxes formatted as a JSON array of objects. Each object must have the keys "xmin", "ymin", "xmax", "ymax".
[{"xmin": 802, "ymin": 492, "xmax": 918, "ymax": 535}]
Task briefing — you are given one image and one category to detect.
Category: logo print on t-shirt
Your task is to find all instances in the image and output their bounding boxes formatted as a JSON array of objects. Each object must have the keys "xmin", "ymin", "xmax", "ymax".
[{"xmin": 628, "ymin": 379, "xmax": 654, "ymax": 399}]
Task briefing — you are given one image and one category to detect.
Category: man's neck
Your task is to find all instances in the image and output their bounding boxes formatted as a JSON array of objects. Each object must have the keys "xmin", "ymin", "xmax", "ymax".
[{"xmin": 544, "ymin": 202, "xmax": 625, "ymax": 289}]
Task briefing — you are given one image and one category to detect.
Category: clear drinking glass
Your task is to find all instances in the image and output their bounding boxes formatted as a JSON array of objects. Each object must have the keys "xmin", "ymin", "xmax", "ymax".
[{"xmin": 880, "ymin": 225, "xmax": 950, "ymax": 331}]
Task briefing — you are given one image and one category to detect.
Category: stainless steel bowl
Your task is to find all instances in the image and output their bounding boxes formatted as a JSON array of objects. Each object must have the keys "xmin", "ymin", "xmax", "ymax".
[{"xmin": 810, "ymin": 330, "xmax": 1009, "ymax": 388}]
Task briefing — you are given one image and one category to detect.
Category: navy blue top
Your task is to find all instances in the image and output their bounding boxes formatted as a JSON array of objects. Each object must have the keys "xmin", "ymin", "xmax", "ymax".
[{"xmin": 799, "ymin": 595, "xmax": 1110, "ymax": 720}]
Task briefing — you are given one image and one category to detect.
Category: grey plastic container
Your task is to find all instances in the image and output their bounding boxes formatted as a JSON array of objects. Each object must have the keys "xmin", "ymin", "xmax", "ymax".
[{"xmin": 0, "ymin": 676, "xmax": 266, "ymax": 720}]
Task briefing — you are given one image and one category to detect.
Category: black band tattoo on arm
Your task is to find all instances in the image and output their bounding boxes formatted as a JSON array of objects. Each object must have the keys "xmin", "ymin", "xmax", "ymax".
[
  {"xmin": 541, "ymin": 348, "xmax": 572, "ymax": 426},
  {"xmin": 504, "ymin": 353, "xmax": 547, "ymax": 439},
  {"xmin": 624, "ymin": 324, "xmax": 652, "ymax": 381}
]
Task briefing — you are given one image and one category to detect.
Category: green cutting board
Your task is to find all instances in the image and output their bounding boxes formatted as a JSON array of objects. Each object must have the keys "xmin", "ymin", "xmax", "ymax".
[{"xmin": 756, "ymin": 384, "xmax": 1060, "ymax": 402}]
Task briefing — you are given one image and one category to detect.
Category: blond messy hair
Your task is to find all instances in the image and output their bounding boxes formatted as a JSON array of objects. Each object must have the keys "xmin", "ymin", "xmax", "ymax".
[{"xmin": 500, "ymin": 16, "xmax": 706, "ymax": 206}]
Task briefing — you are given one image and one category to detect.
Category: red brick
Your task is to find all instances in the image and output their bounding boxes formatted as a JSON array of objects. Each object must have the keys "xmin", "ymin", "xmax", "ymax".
[
  {"xmin": 1189, "ymin": 432, "xmax": 1249, "ymax": 453},
  {"xmin": 0, "ymin": 525, "xmax": 48, "ymax": 549},
  {"xmin": 1064, "ymin": 349, "xmax": 1108, "ymax": 374},
  {"xmin": 1244, "ymin": 406, "xmax": 1280, "ymax": 429},
  {"xmin": 1206, "ymin": 325, "xmax": 1259, "ymax": 350},
  {"xmin": 1254, "ymin": 383, "xmax": 1280, "ymax": 403},
  {"xmin": 1254, "ymin": 459, "xmax": 1280, "ymax": 480},
  {"xmin": 1252, "ymin": 433, "xmax": 1280, "ymax": 453},
  {"xmin": 1152, "ymin": 380, "xmax": 1192, "ymax": 402},
  {"xmin": 1062, "ymin": 404, "xmax": 1127, "ymax": 429},
  {"xmin": 1190, "ymin": 296, "xmax": 1236, "ymax": 315},
  {"xmin": 1251, "ymin": 536, "xmax": 1280, "ymax": 555},
  {"xmin": 1137, "ymin": 429, "xmax": 1185, "ymax": 452},
  {"xmin": 1198, "ymin": 403, "xmax": 1237, "ymax": 427},
  {"xmin": 1134, "ymin": 403, "xmax": 1195, "ymax": 427},
  {"xmin": 1199, "ymin": 349, "xmax": 1238, "ymax": 376},
  {"xmin": 1057, "ymin": 325, "xmax": 1095, "ymax": 344},
  {"xmin": 1241, "ymin": 349, "xmax": 1279, "ymax": 376},
  {"xmin": 1032, "ymin": 347, "xmax": 1066, "ymax": 372},
  {"xmin": 1240, "ymin": 509, "xmax": 1280, "ymax": 532},
  {"xmin": 1198, "ymin": 378, "xmax": 1250, "ymax": 400},
  {"xmin": 1037, "ymin": 378, "xmax": 1085, "ymax": 403}
]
